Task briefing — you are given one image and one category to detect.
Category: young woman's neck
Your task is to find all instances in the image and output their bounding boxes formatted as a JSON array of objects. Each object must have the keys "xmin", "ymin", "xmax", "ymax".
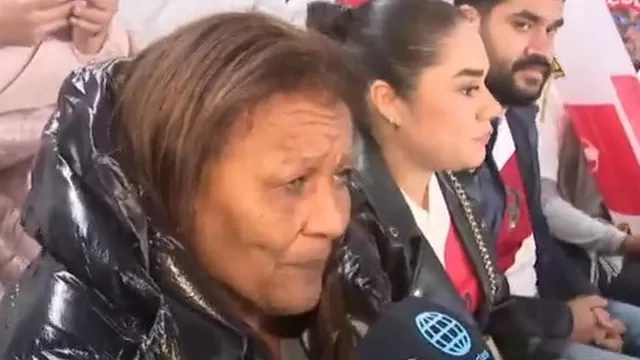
[{"xmin": 379, "ymin": 139, "xmax": 433, "ymax": 209}]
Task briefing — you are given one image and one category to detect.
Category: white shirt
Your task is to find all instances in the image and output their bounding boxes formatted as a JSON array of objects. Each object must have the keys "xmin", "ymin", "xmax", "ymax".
[{"xmin": 401, "ymin": 174, "xmax": 451, "ymax": 265}]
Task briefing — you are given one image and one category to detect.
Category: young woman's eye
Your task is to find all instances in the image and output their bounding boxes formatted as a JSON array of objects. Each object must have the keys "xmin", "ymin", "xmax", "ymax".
[{"xmin": 461, "ymin": 85, "xmax": 480, "ymax": 97}]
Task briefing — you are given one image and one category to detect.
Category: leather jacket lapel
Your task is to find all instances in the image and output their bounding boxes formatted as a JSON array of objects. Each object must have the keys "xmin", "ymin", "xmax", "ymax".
[
  {"xmin": 505, "ymin": 106, "xmax": 540, "ymax": 211},
  {"xmin": 354, "ymin": 134, "xmax": 495, "ymax": 324},
  {"xmin": 438, "ymin": 173, "xmax": 501, "ymax": 327}
]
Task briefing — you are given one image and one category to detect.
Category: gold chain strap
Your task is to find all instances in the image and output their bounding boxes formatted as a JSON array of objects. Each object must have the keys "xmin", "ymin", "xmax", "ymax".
[{"xmin": 445, "ymin": 171, "xmax": 498, "ymax": 303}]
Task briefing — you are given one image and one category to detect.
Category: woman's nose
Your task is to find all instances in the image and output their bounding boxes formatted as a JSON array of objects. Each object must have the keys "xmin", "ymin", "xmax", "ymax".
[
  {"xmin": 478, "ymin": 89, "xmax": 502, "ymax": 122},
  {"xmin": 305, "ymin": 186, "xmax": 350, "ymax": 242}
]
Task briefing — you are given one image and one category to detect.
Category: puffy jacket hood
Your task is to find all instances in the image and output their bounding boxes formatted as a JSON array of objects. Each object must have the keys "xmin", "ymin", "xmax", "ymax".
[{"xmin": 0, "ymin": 60, "xmax": 258, "ymax": 358}]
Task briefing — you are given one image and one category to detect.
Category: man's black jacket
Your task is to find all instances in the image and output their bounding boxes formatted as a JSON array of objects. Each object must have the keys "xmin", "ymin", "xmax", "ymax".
[{"xmin": 477, "ymin": 105, "xmax": 600, "ymax": 301}]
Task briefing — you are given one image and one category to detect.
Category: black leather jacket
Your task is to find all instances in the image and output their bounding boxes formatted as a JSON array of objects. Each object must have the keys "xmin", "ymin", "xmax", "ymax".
[
  {"xmin": 0, "ymin": 60, "xmax": 387, "ymax": 360},
  {"xmin": 344, "ymin": 134, "xmax": 568, "ymax": 359}
]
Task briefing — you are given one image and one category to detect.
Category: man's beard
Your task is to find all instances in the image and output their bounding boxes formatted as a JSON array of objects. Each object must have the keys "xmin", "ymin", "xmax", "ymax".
[{"xmin": 485, "ymin": 54, "xmax": 552, "ymax": 107}]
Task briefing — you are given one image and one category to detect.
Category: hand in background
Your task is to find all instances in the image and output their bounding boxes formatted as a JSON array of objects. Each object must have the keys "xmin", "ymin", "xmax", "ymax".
[
  {"xmin": 0, "ymin": 0, "xmax": 73, "ymax": 47},
  {"xmin": 621, "ymin": 234, "xmax": 640, "ymax": 259},
  {"xmin": 592, "ymin": 307, "xmax": 626, "ymax": 353},
  {"xmin": 593, "ymin": 329, "xmax": 624, "ymax": 353},
  {"xmin": 567, "ymin": 295, "xmax": 609, "ymax": 344},
  {"xmin": 70, "ymin": 0, "xmax": 118, "ymax": 54}
]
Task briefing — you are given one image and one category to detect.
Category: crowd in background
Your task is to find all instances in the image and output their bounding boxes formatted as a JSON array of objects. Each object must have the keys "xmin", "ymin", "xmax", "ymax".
[{"xmin": 609, "ymin": 1, "xmax": 640, "ymax": 71}]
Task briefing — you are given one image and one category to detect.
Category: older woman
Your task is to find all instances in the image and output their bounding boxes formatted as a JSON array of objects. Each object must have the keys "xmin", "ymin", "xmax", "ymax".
[{"xmin": 0, "ymin": 11, "xmax": 380, "ymax": 360}]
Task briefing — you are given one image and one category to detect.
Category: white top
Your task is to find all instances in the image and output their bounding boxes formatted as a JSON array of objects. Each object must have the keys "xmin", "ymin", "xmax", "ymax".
[{"xmin": 401, "ymin": 174, "xmax": 451, "ymax": 265}]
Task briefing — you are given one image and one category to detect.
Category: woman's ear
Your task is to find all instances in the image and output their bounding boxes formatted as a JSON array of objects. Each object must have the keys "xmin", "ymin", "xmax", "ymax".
[
  {"xmin": 458, "ymin": 4, "xmax": 481, "ymax": 26},
  {"xmin": 368, "ymin": 79, "xmax": 404, "ymax": 128}
]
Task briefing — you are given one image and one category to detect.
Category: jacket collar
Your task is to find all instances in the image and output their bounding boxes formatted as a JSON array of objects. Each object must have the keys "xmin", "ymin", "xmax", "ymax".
[
  {"xmin": 503, "ymin": 103, "xmax": 541, "ymax": 205},
  {"xmin": 354, "ymin": 133, "xmax": 422, "ymax": 246},
  {"xmin": 505, "ymin": 104, "xmax": 539, "ymax": 127}
]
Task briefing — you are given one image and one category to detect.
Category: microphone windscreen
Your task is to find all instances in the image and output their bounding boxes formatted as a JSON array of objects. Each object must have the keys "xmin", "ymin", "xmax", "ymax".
[{"xmin": 356, "ymin": 296, "xmax": 495, "ymax": 360}]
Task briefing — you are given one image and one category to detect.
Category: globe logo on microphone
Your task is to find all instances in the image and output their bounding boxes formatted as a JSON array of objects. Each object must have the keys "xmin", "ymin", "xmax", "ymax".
[{"xmin": 415, "ymin": 311, "xmax": 472, "ymax": 356}]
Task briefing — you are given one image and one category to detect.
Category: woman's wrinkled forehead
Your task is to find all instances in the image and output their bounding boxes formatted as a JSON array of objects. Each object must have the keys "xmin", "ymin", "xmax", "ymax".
[{"xmin": 236, "ymin": 93, "xmax": 354, "ymax": 164}]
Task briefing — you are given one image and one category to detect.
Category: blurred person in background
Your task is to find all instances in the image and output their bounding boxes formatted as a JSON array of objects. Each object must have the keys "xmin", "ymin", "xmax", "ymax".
[
  {"xmin": 538, "ymin": 74, "xmax": 640, "ymax": 308},
  {"xmin": 0, "ymin": 0, "xmax": 133, "ymax": 295},
  {"xmin": 609, "ymin": 3, "xmax": 640, "ymax": 71},
  {"xmin": 117, "ymin": 0, "xmax": 315, "ymax": 46}
]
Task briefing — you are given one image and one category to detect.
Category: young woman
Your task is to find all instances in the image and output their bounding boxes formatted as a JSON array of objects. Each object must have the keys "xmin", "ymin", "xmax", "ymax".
[{"xmin": 308, "ymin": 0, "xmax": 570, "ymax": 358}]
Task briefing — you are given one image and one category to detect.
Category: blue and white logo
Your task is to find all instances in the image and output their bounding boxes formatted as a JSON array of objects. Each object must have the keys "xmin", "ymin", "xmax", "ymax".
[{"xmin": 415, "ymin": 311, "xmax": 472, "ymax": 357}]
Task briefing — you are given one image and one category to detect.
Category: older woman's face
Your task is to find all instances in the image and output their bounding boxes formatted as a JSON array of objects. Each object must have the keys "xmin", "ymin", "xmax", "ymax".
[{"xmin": 192, "ymin": 93, "xmax": 353, "ymax": 316}]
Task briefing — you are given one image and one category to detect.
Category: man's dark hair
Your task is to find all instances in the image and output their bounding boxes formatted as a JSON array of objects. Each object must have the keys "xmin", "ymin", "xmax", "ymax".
[
  {"xmin": 454, "ymin": 0, "xmax": 564, "ymax": 8},
  {"xmin": 453, "ymin": 0, "xmax": 501, "ymax": 10}
]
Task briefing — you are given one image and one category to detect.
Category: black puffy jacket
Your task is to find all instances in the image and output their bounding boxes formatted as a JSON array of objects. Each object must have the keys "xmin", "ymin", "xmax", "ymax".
[{"xmin": 0, "ymin": 60, "xmax": 389, "ymax": 360}]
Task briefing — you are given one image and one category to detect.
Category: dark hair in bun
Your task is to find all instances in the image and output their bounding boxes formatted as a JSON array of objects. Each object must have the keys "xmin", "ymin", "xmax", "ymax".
[
  {"xmin": 306, "ymin": 1, "xmax": 370, "ymax": 44},
  {"xmin": 307, "ymin": 0, "xmax": 463, "ymax": 97}
]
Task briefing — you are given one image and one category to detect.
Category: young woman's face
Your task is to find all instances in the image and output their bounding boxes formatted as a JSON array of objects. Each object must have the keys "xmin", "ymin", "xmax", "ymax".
[
  {"xmin": 191, "ymin": 93, "xmax": 353, "ymax": 317},
  {"xmin": 396, "ymin": 21, "xmax": 500, "ymax": 171}
]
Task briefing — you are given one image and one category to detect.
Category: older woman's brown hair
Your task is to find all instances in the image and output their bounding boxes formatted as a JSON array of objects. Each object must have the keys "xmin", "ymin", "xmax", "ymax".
[
  {"xmin": 117, "ymin": 12, "xmax": 363, "ymax": 239},
  {"xmin": 116, "ymin": 11, "xmax": 364, "ymax": 360}
]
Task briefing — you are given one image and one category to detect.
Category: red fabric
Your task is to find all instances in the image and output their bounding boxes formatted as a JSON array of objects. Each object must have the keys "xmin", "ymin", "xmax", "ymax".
[
  {"xmin": 444, "ymin": 225, "xmax": 482, "ymax": 312},
  {"xmin": 608, "ymin": 1, "xmax": 640, "ymax": 13},
  {"xmin": 612, "ymin": 75, "xmax": 640, "ymax": 145},
  {"xmin": 336, "ymin": 0, "xmax": 370, "ymax": 7},
  {"xmin": 496, "ymin": 154, "xmax": 534, "ymax": 273},
  {"xmin": 566, "ymin": 100, "xmax": 640, "ymax": 215}
]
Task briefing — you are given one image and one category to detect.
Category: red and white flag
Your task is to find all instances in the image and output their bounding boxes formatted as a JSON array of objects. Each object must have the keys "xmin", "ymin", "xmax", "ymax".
[{"xmin": 554, "ymin": 0, "xmax": 640, "ymax": 232}]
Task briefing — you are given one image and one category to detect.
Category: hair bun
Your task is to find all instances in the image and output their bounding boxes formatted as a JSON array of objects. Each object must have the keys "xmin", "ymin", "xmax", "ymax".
[{"xmin": 306, "ymin": 1, "xmax": 359, "ymax": 43}]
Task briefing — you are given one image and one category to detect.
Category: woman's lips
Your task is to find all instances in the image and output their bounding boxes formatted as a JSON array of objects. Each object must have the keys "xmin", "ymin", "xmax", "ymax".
[{"xmin": 474, "ymin": 131, "xmax": 492, "ymax": 145}]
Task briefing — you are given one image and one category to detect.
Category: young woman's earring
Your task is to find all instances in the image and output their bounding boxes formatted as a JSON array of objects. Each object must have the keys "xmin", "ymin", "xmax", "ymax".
[{"xmin": 389, "ymin": 118, "xmax": 401, "ymax": 129}]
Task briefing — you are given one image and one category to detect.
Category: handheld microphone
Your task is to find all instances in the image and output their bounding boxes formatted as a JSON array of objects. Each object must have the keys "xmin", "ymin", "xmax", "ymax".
[{"xmin": 356, "ymin": 296, "xmax": 496, "ymax": 360}]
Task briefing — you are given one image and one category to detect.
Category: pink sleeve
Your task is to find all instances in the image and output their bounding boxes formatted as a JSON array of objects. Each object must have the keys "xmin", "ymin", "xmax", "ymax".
[
  {"xmin": 72, "ymin": 21, "xmax": 137, "ymax": 65},
  {"xmin": 0, "ymin": 195, "xmax": 41, "ymax": 298}
]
